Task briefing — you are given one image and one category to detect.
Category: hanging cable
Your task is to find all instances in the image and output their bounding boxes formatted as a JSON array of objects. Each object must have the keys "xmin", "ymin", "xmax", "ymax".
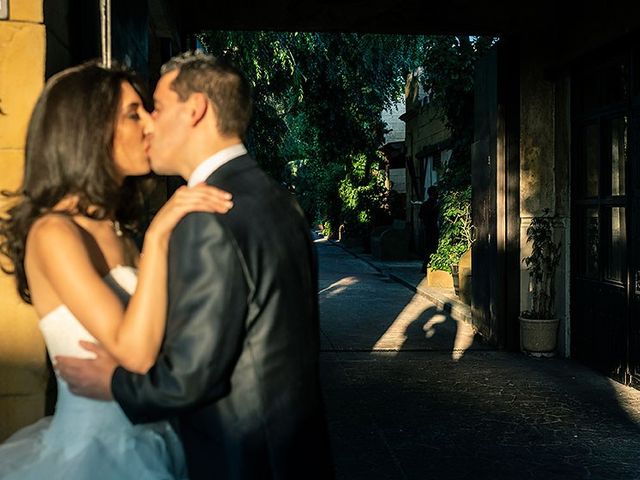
[{"xmin": 100, "ymin": 0, "xmax": 112, "ymax": 67}]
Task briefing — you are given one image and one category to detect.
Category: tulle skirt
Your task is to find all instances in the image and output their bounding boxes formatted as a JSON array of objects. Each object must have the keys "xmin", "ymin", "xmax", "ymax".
[{"xmin": 0, "ymin": 415, "xmax": 188, "ymax": 479}]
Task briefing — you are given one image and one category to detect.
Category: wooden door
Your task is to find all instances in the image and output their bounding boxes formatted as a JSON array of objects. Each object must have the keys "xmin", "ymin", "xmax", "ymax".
[
  {"xmin": 471, "ymin": 39, "xmax": 520, "ymax": 349},
  {"xmin": 471, "ymin": 49, "xmax": 498, "ymax": 343},
  {"xmin": 571, "ymin": 54, "xmax": 632, "ymax": 381}
]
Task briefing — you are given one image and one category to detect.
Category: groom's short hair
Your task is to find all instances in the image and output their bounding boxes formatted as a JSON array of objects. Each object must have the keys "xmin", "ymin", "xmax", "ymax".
[{"xmin": 161, "ymin": 51, "xmax": 253, "ymax": 139}]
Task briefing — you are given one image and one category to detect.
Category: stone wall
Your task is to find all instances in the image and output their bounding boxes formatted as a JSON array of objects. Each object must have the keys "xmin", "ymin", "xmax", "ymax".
[
  {"xmin": 518, "ymin": 38, "xmax": 571, "ymax": 357},
  {"xmin": 0, "ymin": 0, "xmax": 47, "ymax": 441}
]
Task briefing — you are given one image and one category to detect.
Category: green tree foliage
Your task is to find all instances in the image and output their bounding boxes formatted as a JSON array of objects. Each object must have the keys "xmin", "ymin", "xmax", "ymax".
[
  {"xmin": 199, "ymin": 31, "xmax": 303, "ymax": 178},
  {"xmin": 198, "ymin": 32, "xmax": 495, "ymax": 252},
  {"xmin": 198, "ymin": 31, "xmax": 425, "ymax": 233},
  {"xmin": 338, "ymin": 153, "xmax": 388, "ymax": 239},
  {"xmin": 283, "ymin": 157, "xmax": 344, "ymax": 231}
]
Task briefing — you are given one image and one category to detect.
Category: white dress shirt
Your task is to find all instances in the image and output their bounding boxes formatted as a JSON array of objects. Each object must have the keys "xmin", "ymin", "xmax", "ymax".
[{"xmin": 187, "ymin": 144, "xmax": 248, "ymax": 187}]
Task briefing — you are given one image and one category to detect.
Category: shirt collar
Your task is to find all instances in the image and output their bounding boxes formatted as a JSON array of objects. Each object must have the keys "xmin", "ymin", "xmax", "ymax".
[{"xmin": 187, "ymin": 144, "xmax": 247, "ymax": 187}]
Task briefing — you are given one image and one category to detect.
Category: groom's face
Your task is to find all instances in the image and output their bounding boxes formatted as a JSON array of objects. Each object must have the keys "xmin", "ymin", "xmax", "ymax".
[{"xmin": 148, "ymin": 70, "xmax": 190, "ymax": 175}]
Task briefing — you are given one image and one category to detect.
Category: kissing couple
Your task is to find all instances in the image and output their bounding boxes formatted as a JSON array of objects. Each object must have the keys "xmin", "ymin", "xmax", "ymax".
[{"xmin": 0, "ymin": 51, "xmax": 334, "ymax": 480}]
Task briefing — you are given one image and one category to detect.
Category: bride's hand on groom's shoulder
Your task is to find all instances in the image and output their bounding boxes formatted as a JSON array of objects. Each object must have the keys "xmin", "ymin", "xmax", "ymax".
[{"xmin": 145, "ymin": 184, "xmax": 233, "ymax": 245}]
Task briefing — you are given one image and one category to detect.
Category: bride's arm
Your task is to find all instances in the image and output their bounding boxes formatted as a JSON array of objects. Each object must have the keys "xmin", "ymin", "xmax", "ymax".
[
  {"xmin": 114, "ymin": 184, "xmax": 234, "ymax": 372},
  {"xmin": 28, "ymin": 184, "xmax": 232, "ymax": 374}
]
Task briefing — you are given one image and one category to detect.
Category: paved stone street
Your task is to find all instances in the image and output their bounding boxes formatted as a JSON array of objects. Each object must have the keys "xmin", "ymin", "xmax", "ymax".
[{"xmin": 317, "ymin": 237, "xmax": 640, "ymax": 480}]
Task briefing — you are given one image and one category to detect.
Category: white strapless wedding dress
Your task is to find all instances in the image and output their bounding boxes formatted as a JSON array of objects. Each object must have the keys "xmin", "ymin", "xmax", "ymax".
[{"xmin": 0, "ymin": 266, "xmax": 188, "ymax": 479}]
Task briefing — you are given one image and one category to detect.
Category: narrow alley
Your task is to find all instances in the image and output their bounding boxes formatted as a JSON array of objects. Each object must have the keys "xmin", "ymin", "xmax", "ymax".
[{"xmin": 318, "ymin": 237, "xmax": 640, "ymax": 480}]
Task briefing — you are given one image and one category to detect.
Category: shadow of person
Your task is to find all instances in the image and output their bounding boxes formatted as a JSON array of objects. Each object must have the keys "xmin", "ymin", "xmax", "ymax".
[{"xmin": 374, "ymin": 297, "xmax": 481, "ymax": 360}]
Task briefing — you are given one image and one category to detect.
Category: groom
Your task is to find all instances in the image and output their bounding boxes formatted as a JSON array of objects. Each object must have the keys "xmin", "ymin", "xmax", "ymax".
[{"xmin": 57, "ymin": 52, "xmax": 333, "ymax": 479}]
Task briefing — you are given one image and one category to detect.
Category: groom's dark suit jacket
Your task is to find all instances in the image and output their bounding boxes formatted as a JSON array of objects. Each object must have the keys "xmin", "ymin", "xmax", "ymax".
[{"xmin": 112, "ymin": 154, "xmax": 333, "ymax": 479}]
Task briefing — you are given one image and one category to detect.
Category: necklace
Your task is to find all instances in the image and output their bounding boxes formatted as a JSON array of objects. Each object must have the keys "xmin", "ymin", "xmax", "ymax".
[{"xmin": 111, "ymin": 219, "xmax": 123, "ymax": 237}]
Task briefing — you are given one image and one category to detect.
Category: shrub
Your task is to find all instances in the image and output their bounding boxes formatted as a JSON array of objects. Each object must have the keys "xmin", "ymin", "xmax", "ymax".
[
  {"xmin": 521, "ymin": 209, "xmax": 562, "ymax": 319},
  {"xmin": 428, "ymin": 185, "xmax": 472, "ymax": 272}
]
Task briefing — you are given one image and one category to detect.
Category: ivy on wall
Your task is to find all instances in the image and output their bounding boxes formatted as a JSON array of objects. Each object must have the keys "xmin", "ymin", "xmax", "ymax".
[{"xmin": 429, "ymin": 186, "xmax": 472, "ymax": 272}]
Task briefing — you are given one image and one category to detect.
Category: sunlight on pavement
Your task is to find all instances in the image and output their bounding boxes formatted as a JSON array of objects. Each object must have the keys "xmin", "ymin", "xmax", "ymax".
[
  {"xmin": 450, "ymin": 320, "xmax": 476, "ymax": 361},
  {"xmin": 373, "ymin": 294, "xmax": 426, "ymax": 351},
  {"xmin": 319, "ymin": 276, "xmax": 360, "ymax": 298}
]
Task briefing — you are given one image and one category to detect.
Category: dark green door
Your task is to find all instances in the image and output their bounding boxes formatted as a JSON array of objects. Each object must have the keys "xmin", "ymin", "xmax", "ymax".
[{"xmin": 571, "ymin": 51, "xmax": 638, "ymax": 383}]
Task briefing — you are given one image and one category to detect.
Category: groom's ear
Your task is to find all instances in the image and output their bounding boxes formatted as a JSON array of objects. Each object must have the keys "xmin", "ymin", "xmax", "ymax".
[{"xmin": 188, "ymin": 92, "xmax": 208, "ymax": 127}]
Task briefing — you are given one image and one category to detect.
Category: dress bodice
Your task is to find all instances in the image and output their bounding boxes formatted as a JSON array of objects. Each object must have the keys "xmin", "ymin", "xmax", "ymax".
[
  {"xmin": 39, "ymin": 265, "xmax": 138, "ymax": 360},
  {"xmin": 37, "ymin": 266, "xmax": 139, "ymax": 441}
]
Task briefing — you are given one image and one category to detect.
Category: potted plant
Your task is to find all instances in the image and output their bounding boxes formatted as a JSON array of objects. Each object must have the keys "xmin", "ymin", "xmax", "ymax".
[{"xmin": 519, "ymin": 209, "xmax": 562, "ymax": 356}]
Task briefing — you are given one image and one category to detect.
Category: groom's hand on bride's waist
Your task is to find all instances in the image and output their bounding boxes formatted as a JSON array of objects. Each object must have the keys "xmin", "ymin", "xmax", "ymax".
[{"xmin": 55, "ymin": 341, "xmax": 117, "ymax": 401}]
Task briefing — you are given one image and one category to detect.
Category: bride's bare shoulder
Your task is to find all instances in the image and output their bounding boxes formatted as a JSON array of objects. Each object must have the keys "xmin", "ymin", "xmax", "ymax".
[
  {"xmin": 27, "ymin": 214, "xmax": 83, "ymax": 255},
  {"xmin": 25, "ymin": 214, "xmax": 89, "ymax": 313}
]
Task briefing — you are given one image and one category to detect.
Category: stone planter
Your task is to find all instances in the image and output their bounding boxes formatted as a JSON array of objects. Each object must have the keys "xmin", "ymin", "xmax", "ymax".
[
  {"xmin": 459, "ymin": 270, "xmax": 472, "ymax": 305},
  {"xmin": 519, "ymin": 317, "xmax": 559, "ymax": 357},
  {"xmin": 457, "ymin": 248, "xmax": 472, "ymax": 304},
  {"xmin": 426, "ymin": 268, "xmax": 454, "ymax": 289}
]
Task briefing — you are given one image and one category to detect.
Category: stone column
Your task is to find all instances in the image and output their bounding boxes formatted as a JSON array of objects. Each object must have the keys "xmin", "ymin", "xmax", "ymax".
[
  {"xmin": 0, "ymin": 0, "xmax": 47, "ymax": 441},
  {"xmin": 518, "ymin": 37, "xmax": 570, "ymax": 357}
]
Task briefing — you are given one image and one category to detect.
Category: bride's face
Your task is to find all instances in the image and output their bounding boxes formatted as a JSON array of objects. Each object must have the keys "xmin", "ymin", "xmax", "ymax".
[{"xmin": 112, "ymin": 81, "xmax": 153, "ymax": 181}]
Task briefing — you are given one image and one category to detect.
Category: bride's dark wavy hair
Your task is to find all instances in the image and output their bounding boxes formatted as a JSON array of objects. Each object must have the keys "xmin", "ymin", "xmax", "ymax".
[{"xmin": 0, "ymin": 60, "xmax": 152, "ymax": 304}]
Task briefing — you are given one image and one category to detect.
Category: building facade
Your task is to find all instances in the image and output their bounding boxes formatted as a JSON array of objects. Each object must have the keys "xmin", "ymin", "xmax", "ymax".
[
  {"xmin": 471, "ymin": 19, "xmax": 640, "ymax": 388},
  {"xmin": 401, "ymin": 68, "xmax": 452, "ymax": 253}
]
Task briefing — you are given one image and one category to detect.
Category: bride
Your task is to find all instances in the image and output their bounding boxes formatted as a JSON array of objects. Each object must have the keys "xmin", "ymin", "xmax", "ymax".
[{"xmin": 0, "ymin": 61, "xmax": 233, "ymax": 479}]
